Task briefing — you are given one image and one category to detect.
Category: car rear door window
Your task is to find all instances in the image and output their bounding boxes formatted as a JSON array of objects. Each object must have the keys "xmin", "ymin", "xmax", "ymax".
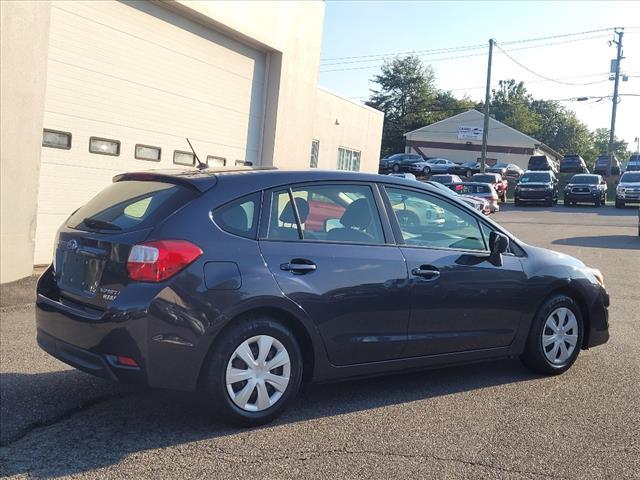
[
  {"xmin": 211, "ymin": 193, "xmax": 260, "ymax": 239},
  {"xmin": 265, "ymin": 184, "xmax": 385, "ymax": 244},
  {"xmin": 385, "ymin": 187, "xmax": 487, "ymax": 251}
]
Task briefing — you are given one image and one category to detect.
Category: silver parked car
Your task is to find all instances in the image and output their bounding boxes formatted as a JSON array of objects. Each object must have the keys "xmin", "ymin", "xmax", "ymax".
[
  {"xmin": 615, "ymin": 171, "xmax": 640, "ymax": 208},
  {"xmin": 409, "ymin": 158, "xmax": 458, "ymax": 176}
]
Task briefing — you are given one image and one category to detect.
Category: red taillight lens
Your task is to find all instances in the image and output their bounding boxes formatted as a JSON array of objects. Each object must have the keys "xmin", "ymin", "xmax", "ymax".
[{"xmin": 127, "ymin": 240, "xmax": 202, "ymax": 282}]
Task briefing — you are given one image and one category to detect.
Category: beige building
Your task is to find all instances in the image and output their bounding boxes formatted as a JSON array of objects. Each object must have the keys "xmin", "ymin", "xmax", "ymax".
[
  {"xmin": 405, "ymin": 109, "xmax": 561, "ymax": 169},
  {"xmin": 0, "ymin": 0, "xmax": 383, "ymax": 282}
]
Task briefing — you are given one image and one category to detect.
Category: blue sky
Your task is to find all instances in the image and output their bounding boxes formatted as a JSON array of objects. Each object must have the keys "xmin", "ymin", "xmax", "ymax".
[{"xmin": 319, "ymin": 1, "xmax": 640, "ymax": 149}]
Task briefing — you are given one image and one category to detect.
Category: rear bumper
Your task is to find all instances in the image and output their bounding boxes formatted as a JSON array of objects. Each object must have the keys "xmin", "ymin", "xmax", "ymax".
[{"xmin": 35, "ymin": 267, "xmax": 210, "ymax": 392}]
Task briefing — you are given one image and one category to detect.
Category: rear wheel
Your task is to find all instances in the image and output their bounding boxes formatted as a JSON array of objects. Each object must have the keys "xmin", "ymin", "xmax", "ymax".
[
  {"xmin": 521, "ymin": 295, "xmax": 583, "ymax": 375},
  {"xmin": 202, "ymin": 316, "xmax": 302, "ymax": 427},
  {"xmin": 465, "ymin": 169, "xmax": 472, "ymax": 178}
]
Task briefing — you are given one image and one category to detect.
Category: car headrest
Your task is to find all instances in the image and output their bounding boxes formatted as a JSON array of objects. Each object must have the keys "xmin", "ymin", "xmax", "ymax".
[
  {"xmin": 340, "ymin": 198, "xmax": 372, "ymax": 229},
  {"xmin": 279, "ymin": 198, "xmax": 310, "ymax": 224}
]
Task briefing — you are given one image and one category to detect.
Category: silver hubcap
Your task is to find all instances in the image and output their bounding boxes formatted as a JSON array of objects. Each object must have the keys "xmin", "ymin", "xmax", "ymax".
[
  {"xmin": 225, "ymin": 335, "xmax": 291, "ymax": 412},
  {"xmin": 542, "ymin": 307, "xmax": 579, "ymax": 365}
]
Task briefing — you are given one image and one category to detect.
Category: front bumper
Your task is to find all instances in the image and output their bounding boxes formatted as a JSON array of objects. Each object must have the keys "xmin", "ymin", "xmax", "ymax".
[
  {"xmin": 565, "ymin": 191, "xmax": 600, "ymax": 202},
  {"xmin": 515, "ymin": 190, "xmax": 553, "ymax": 202},
  {"xmin": 585, "ymin": 287, "xmax": 610, "ymax": 348},
  {"xmin": 616, "ymin": 192, "xmax": 640, "ymax": 203}
]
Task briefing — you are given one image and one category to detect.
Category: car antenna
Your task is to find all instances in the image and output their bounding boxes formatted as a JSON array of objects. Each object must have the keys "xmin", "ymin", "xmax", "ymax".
[{"xmin": 186, "ymin": 138, "xmax": 208, "ymax": 171}]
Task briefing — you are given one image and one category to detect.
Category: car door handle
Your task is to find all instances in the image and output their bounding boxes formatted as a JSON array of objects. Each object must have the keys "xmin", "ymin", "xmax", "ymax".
[
  {"xmin": 411, "ymin": 266, "xmax": 440, "ymax": 280},
  {"xmin": 281, "ymin": 260, "xmax": 317, "ymax": 274}
]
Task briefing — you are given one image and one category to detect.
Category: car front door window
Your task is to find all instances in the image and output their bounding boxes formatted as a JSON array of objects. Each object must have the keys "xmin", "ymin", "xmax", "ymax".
[{"xmin": 385, "ymin": 187, "xmax": 487, "ymax": 252}]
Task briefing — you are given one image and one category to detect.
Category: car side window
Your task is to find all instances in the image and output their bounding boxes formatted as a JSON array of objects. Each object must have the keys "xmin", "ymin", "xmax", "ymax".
[
  {"xmin": 385, "ymin": 187, "xmax": 487, "ymax": 251},
  {"xmin": 265, "ymin": 184, "xmax": 385, "ymax": 244},
  {"xmin": 211, "ymin": 192, "xmax": 260, "ymax": 239}
]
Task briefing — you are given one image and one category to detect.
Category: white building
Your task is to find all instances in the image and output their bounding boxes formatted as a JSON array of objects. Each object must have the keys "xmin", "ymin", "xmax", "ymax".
[
  {"xmin": 405, "ymin": 109, "xmax": 561, "ymax": 169},
  {"xmin": 0, "ymin": 0, "xmax": 384, "ymax": 282}
]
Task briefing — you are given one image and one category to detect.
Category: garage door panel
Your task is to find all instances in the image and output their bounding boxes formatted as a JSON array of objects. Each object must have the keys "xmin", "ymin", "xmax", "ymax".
[{"xmin": 35, "ymin": 1, "xmax": 266, "ymax": 264}]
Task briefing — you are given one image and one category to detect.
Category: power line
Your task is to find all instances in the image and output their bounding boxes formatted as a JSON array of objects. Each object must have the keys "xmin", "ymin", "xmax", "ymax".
[
  {"xmin": 319, "ymin": 33, "xmax": 611, "ymax": 73},
  {"xmin": 320, "ymin": 27, "xmax": 616, "ymax": 63},
  {"xmin": 494, "ymin": 43, "xmax": 614, "ymax": 86}
]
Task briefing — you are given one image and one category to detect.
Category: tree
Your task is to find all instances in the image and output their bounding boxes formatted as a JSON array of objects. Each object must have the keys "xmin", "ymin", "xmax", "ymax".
[
  {"xmin": 490, "ymin": 80, "xmax": 540, "ymax": 135},
  {"xmin": 587, "ymin": 128, "xmax": 629, "ymax": 164},
  {"xmin": 366, "ymin": 55, "xmax": 439, "ymax": 155},
  {"xmin": 530, "ymin": 100, "xmax": 593, "ymax": 158}
]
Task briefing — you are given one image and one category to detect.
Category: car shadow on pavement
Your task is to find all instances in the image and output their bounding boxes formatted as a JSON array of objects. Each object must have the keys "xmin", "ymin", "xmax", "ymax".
[
  {"xmin": 0, "ymin": 359, "xmax": 541, "ymax": 478},
  {"xmin": 552, "ymin": 235, "xmax": 639, "ymax": 250}
]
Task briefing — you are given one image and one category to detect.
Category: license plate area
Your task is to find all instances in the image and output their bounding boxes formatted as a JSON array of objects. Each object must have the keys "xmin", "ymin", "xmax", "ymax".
[{"xmin": 58, "ymin": 251, "xmax": 105, "ymax": 296}]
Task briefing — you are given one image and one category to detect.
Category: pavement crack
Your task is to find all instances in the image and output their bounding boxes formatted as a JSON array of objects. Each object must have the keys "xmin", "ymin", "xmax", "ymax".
[{"xmin": 0, "ymin": 389, "xmax": 140, "ymax": 448}]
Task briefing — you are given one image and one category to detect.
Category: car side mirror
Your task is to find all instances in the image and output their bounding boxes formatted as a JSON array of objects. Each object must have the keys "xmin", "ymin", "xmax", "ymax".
[{"xmin": 489, "ymin": 231, "xmax": 509, "ymax": 266}]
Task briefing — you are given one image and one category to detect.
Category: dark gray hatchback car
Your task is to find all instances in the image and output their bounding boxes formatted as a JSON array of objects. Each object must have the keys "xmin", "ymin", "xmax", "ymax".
[{"xmin": 36, "ymin": 168, "xmax": 609, "ymax": 426}]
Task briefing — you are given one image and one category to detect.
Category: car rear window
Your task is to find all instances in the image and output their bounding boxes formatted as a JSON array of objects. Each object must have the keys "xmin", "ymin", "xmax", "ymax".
[
  {"xmin": 472, "ymin": 174, "xmax": 498, "ymax": 183},
  {"xmin": 67, "ymin": 180, "xmax": 197, "ymax": 232},
  {"xmin": 528, "ymin": 157, "xmax": 548, "ymax": 167},
  {"xmin": 563, "ymin": 157, "xmax": 581, "ymax": 164}
]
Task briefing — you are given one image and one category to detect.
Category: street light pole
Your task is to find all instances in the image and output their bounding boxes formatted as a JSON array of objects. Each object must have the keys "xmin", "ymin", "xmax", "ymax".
[
  {"xmin": 480, "ymin": 38, "xmax": 494, "ymax": 174},
  {"xmin": 607, "ymin": 28, "xmax": 624, "ymax": 176}
]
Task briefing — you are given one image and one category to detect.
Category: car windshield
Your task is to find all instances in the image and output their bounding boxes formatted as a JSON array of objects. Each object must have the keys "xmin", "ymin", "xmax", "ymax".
[
  {"xmin": 570, "ymin": 175, "xmax": 598, "ymax": 184},
  {"xmin": 563, "ymin": 157, "xmax": 581, "ymax": 164},
  {"xmin": 520, "ymin": 173, "xmax": 551, "ymax": 183},
  {"xmin": 620, "ymin": 172, "xmax": 640, "ymax": 182},
  {"xmin": 473, "ymin": 174, "xmax": 498, "ymax": 183}
]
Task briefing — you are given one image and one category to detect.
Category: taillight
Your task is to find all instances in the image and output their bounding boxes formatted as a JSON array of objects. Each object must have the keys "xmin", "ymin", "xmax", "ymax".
[{"xmin": 127, "ymin": 240, "xmax": 202, "ymax": 282}]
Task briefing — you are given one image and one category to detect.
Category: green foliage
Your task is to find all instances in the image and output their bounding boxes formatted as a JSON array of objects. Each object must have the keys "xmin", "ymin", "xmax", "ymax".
[
  {"xmin": 366, "ymin": 55, "xmax": 474, "ymax": 156},
  {"xmin": 367, "ymin": 56, "xmax": 629, "ymax": 162}
]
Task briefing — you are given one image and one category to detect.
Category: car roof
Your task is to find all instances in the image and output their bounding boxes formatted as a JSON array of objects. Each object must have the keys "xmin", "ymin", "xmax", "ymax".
[{"xmin": 113, "ymin": 167, "xmax": 444, "ymax": 194}]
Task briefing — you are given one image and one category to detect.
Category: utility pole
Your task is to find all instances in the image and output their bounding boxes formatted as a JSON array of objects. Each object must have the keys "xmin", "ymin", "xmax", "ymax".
[
  {"xmin": 480, "ymin": 38, "xmax": 494, "ymax": 173},
  {"xmin": 607, "ymin": 28, "xmax": 624, "ymax": 176}
]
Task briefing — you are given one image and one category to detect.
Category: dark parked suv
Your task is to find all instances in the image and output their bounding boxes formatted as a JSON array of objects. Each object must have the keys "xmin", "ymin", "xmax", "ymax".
[
  {"xmin": 514, "ymin": 170, "xmax": 559, "ymax": 206},
  {"xmin": 593, "ymin": 155, "xmax": 621, "ymax": 176},
  {"xmin": 563, "ymin": 174, "xmax": 607, "ymax": 207},
  {"xmin": 527, "ymin": 155, "xmax": 558, "ymax": 174},
  {"xmin": 36, "ymin": 168, "xmax": 609, "ymax": 426},
  {"xmin": 560, "ymin": 155, "xmax": 589, "ymax": 174}
]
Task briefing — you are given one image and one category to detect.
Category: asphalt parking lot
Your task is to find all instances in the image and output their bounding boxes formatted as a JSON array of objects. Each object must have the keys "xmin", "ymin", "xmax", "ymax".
[{"xmin": 1, "ymin": 205, "xmax": 638, "ymax": 479}]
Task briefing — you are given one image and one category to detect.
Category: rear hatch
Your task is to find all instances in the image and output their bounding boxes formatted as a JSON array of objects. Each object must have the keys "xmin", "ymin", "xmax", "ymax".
[{"xmin": 53, "ymin": 179, "xmax": 199, "ymax": 310}]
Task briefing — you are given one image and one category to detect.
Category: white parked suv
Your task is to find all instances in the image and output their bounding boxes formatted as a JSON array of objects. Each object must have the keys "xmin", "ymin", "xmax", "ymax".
[{"xmin": 615, "ymin": 171, "xmax": 640, "ymax": 208}]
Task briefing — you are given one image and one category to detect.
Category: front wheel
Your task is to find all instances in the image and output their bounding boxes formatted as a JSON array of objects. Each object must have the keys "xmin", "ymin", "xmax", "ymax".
[
  {"xmin": 521, "ymin": 295, "xmax": 583, "ymax": 375},
  {"xmin": 615, "ymin": 199, "xmax": 624, "ymax": 208},
  {"xmin": 594, "ymin": 197, "xmax": 602, "ymax": 207},
  {"xmin": 465, "ymin": 169, "xmax": 472, "ymax": 178},
  {"xmin": 392, "ymin": 163, "xmax": 400, "ymax": 173},
  {"xmin": 202, "ymin": 316, "xmax": 303, "ymax": 427},
  {"xmin": 422, "ymin": 166, "xmax": 431, "ymax": 175}
]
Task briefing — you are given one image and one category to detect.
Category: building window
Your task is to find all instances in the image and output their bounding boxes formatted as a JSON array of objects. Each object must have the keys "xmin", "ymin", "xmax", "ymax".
[
  {"xmin": 207, "ymin": 156, "xmax": 226, "ymax": 167},
  {"xmin": 89, "ymin": 137, "xmax": 120, "ymax": 156},
  {"xmin": 310, "ymin": 140, "xmax": 319, "ymax": 168},
  {"xmin": 135, "ymin": 144, "xmax": 161, "ymax": 161},
  {"xmin": 173, "ymin": 150, "xmax": 195, "ymax": 166},
  {"xmin": 337, "ymin": 147, "xmax": 361, "ymax": 171},
  {"xmin": 43, "ymin": 129, "xmax": 72, "ymax": 149}
]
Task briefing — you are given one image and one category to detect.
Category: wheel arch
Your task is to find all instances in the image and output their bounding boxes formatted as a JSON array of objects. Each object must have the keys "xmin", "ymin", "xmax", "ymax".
[{"xmin": 197, "ymin": 305, "xmax": 319, "ymax": 389}]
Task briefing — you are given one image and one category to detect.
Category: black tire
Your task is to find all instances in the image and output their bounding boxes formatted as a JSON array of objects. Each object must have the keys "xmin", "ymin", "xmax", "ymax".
[
  {"xmin": 615, "ymin": 199, "xmax": 624, "ymax": 208},
  {"xmin": 520, "ymin": 294, "xmax": 584, "ymax": 375},
  {"xmin": 514, "ymin": 197, "xmax": 521, "ymax": 206},
  {"xmin": 202, "ymin": 315, "xmax": 303, "ymax": 427},
  {"xmin": 500, "ymin": 192, "xmax": 506, "ymax": 203},
  {"xmin": 594, "ymin": 197, "xmax": 601, "ymax": 207},
  {"xmin": 465, "ymin": 169, "xmax": 472, "ymax": 178},
  {"xmin": 392, "ymin": 163, "xmax": 400, "ymax": 173},
  {"xmin": 546, "ymin": 198, "xmax": 553, "ymax": 207},
  {"xmin": 564, "ymin": 198, "xmax": 570, "ymax": 207},
  {"xmin": 422, "ymin": 166, "xmax": 431, "ymax": 176}
]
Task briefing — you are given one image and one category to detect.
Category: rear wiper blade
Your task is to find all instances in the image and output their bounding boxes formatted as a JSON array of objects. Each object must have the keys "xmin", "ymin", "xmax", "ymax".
[{"xmin": 82, "ymin": 217, "xmax": 122, "ymax": 231}]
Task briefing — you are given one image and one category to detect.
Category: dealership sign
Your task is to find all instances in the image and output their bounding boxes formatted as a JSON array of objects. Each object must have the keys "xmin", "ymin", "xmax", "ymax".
[{"xmin": 457, "ymin": 126, "xmax": 483, "ymax": 140}]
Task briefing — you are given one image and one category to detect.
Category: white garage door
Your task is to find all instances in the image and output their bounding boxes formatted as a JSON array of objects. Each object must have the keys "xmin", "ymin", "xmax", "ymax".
[{"xmin": 34, "ymin": 0, "xmax": 267, "ymax": 264}]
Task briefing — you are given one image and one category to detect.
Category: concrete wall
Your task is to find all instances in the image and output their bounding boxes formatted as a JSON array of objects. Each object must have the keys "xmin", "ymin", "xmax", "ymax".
[
  {"xmin": 312, "ymin": 88, "xmax": 384, "ymax": 172},
  {"xmin": 0, "ymin": 1, "xmax": 51, "ymax": 283},
  {"xmin": 169, "ymin": 0, "xmax": 326, "ymax": 169}
]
